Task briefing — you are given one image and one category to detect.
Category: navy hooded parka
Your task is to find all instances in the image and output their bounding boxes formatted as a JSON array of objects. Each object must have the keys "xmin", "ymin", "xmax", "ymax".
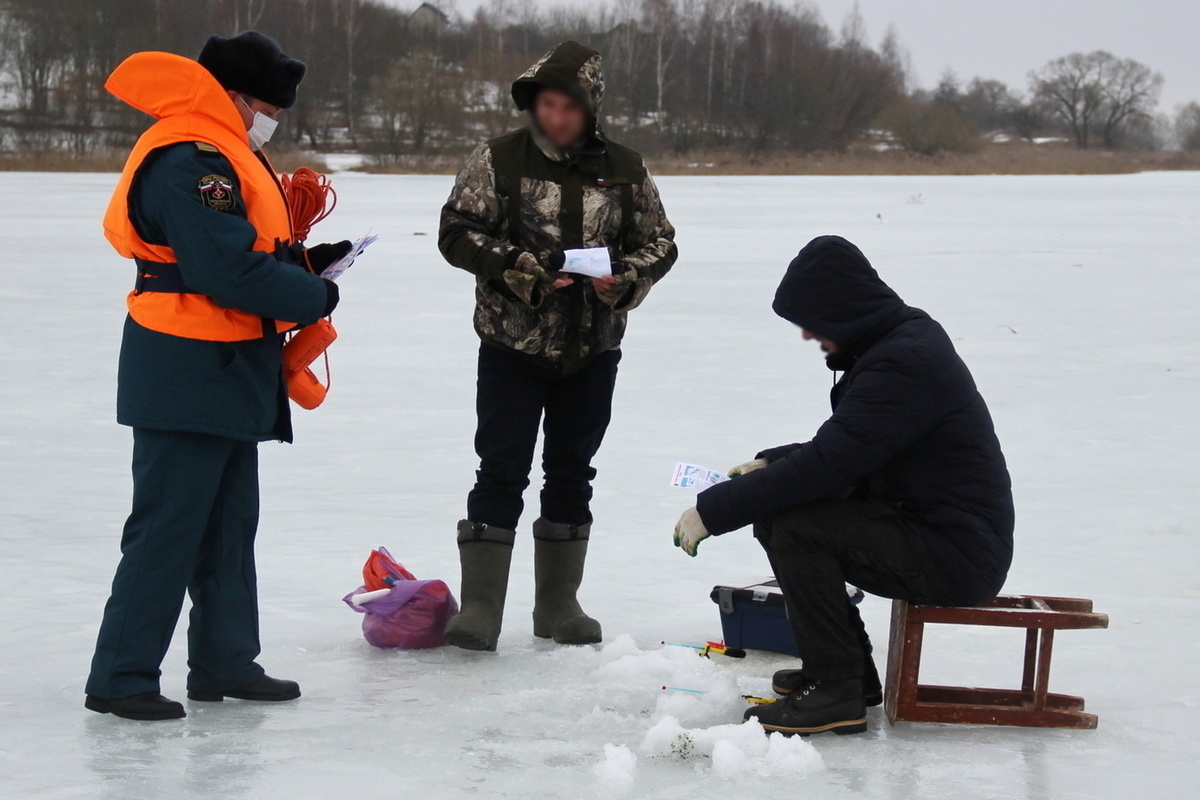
[{"xmin": 696, "ymin": 236, "xmax": 1014, "ymax": 604}]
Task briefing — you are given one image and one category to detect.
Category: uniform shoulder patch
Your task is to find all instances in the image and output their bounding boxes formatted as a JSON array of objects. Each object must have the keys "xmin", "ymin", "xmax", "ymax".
[
  {"xmin": 198, "ymin": 174, "xmax": 236, "ymax": 212},
  {"xmin": 194, "ymin": 142, "xmax": 220, "ymax": 153}
]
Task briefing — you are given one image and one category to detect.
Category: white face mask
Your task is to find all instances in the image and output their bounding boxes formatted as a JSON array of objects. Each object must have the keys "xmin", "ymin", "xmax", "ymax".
[{"xmin": 239, "ymin": 96, "xmax": 278, "ymax": 150}]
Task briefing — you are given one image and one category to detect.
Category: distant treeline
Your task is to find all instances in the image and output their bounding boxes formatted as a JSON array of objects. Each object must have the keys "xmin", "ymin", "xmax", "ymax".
[{"xmin": 1, "ymin": 0, "xmax": 1197, "ymax": 164}]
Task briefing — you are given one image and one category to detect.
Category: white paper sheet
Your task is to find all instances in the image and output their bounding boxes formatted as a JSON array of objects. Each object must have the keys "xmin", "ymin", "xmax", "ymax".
[
  {"xmin": 321, "ymin": 232, "xmax": 379, "ymax": 281},
  {"xmin": 669, "ymin": 462, "xmax": 730, "ymax": 491},
  {"xmin": 561, "ymin": 247, "xmax": 612, "ymax": 279}
]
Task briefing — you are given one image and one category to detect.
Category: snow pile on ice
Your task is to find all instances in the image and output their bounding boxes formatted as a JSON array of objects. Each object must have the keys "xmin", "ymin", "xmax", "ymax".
[
  {"xmin": 643, "ymin": 716, "xmax": 824, "ymax": 778},
  {"xmin": 589, "ymin": 634, "xmax": 743, "ymax": 724},
  {"xmin": 585, "ymin": 636, "xmax": 824, "ymax": 780},
  {"xmin": 592, "ymin": 743, "xmax": 637, "ymax": 794}
]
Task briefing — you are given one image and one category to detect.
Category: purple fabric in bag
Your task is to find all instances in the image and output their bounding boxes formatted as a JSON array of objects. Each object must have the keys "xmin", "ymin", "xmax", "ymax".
[
  {"xmin": 343, "ymin": 547, "xmax": 458, "ymax": 649},
  {"xmin": 342, "ymin": 580, "xmax": 429, "ymax": 616}
]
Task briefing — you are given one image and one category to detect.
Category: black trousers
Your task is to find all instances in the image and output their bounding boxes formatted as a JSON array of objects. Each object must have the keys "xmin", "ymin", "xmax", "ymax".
[
  {"xmin": 467, "ymin": 344, "xmax": 621, "ymax": 531},
  {"xmin": 754, "ymin": 496, "xmax": 960, "ymax": 681},
  {"xmin": 86, "ymin": 428, "xmax": 265, "ymax": 698}
]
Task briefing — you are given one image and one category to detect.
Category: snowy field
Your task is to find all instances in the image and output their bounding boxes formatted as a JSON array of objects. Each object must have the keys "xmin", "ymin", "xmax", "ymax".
[{"xmin": 2, "ymin": 170, "xmax": 1198, "ymax": 799}]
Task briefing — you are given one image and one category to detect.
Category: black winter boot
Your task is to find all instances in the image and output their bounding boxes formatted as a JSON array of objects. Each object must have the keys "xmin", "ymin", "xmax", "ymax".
[
  {"xmin": 444, "ymin": 520, "xmax": 515, "ymax": 652},
  {"xmin": 745, "ymin": 676, "xmax": 867, "ymax": 736},
  {"xmin": 188, "ymin": 676, "xmax": 301, "ymax": 702},
  {"xmin": 531, "ymin": 519, "xmax": 602, "ymax": 645},
  {"xmin": 773, "ymin": 655, "xmax": 883, "ymax": 707},
  {"xmin": 85, "ymin": 692, "xmax": 186, "ymax": 721}
]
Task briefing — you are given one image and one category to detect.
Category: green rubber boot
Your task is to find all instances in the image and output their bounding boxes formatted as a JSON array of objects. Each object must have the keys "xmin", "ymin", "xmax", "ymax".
[
  {"xmin": 443, "ymin": 520, "xmax": 515, "ymax": 652},
  {"xmin": 532, "ymin": 519, "xmax": 603, "ymax": 645}
]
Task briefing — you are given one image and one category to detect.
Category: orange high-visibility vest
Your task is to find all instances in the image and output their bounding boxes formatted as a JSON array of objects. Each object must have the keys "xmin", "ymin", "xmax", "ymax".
[{"xmin": 103, "ymin": 51, "xmax": 298, "ymax": 342}]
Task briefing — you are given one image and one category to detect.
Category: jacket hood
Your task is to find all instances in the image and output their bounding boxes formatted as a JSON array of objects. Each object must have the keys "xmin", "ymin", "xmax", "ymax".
[
  {"xmin": 773, "ymin": 236, "xmax": 909, "ymax": 368},
  {"xmin": 106, "ymin": 51, "xmax": 246, "ymax": 140},
  {"xmin": 512, "ymin": 41, "xmax": 605, "ymax": 117}
]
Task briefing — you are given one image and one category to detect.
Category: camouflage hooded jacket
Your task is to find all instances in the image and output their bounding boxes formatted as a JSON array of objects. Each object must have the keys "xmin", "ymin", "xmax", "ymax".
[{"xmin": 439, "ymin": 41, "xmax": 678, "ymax": 374}]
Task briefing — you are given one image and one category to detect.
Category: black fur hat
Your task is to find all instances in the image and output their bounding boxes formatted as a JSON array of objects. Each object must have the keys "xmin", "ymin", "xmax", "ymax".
[{"xmin": 199, "ymin": 31, "xmax": 306, "ymax": 109}]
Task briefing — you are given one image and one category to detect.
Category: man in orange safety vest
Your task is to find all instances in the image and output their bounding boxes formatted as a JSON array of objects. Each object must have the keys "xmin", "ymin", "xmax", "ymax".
[{"xmin": 85, "ymin": 31, "xmax": 351, "ymax": 721}]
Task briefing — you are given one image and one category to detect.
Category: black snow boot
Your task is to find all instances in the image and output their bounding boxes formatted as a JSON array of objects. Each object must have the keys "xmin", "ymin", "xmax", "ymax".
[
  {"xmin": 745, "ymin": 676, "xmax": 867, "ymax": 736},
  {"xmin": 531, "ymin": 519, "xmax": 602, "ymax": 645},
  {"xmin": 188, "ymin": 676, "xmax": 301, "ymax": 702},
  {"xmin": 773, "ymin": 655, "xmax": 883, "ymax": 707},
  {"xmin": 444, "ymin": 520, "xmax": 515, "ymax": 652},
  {"xmin": 85, "ymin": 692, "xmax": 186, "ymax": 721}
]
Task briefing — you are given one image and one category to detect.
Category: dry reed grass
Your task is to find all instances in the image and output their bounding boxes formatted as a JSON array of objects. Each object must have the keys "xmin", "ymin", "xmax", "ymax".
[{"xmin": 3, "ymin": 142, "xmax": 1196, "ymax": 177}]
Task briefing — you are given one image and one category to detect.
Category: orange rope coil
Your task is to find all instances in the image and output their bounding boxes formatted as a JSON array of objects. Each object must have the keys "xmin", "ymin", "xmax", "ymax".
[
  {"xmin": 280, "ymin": 167, "xmax": 339, "ymax": 409},
  {"xmin": 281, "ymin": 167, "xmax": 337, "ymax": 243}
]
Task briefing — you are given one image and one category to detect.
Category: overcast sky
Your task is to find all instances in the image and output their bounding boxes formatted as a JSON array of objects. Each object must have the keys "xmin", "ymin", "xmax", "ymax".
[{"xmin": 416, "ymin": 0, "xmax": 1199, "ymax": 110}]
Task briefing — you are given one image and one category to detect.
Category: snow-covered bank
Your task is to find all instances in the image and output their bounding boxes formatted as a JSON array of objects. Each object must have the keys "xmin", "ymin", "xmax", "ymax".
[{"xmin": 1, "ymin": 172, "xmax": 1197, "ymax": 798}]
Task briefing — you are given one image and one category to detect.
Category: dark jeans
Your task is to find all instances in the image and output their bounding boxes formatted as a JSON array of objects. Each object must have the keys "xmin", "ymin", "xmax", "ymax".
[
  {"xmin": 86, "ymin": 428, "xmax": 265, "ymax": 698},
  {"xmin": 467, "ymin": 344, "xmax": 621, "ymax": 531},
  {"xmin": 754, "ymin": 496, "xmax": 960, "ymax": 681}
]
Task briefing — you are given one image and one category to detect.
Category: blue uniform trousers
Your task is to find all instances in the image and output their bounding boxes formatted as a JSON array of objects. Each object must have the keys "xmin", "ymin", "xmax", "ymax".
[{"xmin": 86, "ymin": 428, "xmax": 265, "ymax": 698}]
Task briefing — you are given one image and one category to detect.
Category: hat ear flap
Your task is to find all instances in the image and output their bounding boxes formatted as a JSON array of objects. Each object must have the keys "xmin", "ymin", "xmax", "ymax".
[{"xmin": 283, "ymin": 60, "xmax": 306, "ymax": 85}]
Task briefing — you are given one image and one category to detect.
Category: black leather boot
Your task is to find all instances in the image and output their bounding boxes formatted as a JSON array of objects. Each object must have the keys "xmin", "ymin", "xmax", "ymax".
[
  {"xmin": 85, "ymin": 692, "xmax": 186, "ymax": 721},
  {"xmin": 444, "ymin": 520, "xmax": 515, "ymax": 652},
  {"xmin": 531, "ymin": 519, "xmax": 602, "ymax": 645},
  {"xmin": 188, "ymin": 675, "xmax": 301, "ymax": 702},
  {"xmin": 746, "ymin": 676, "xmax": 868, "ymax": 735},
  {"xmin": 773, "ymin": 653, "xmax": 883, "ymax": 707}
]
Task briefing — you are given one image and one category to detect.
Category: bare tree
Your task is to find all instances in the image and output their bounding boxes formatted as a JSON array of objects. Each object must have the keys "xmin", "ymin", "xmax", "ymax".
[
  {"xmin": 229, "ymin": 0, "xmax": 267, "ymax": 32},
  {"xmin": 879, "ymin": 23, "xmax": 911, "ymax": 95},
  {"xmin": 820, "ymin": 29, "xmax": 901, "ymax": 149},
  {"xmin": 367, "ymin": 51, "xmax": 465, "ymax": 159},
  {"xmin": 641, "ymin": 0, "xmax": 679, "ymax": 132},
  {"xmin": 933, "ymin": 70, "xmax": 962, "ymax": 109},
  {"xmin": 1, "ymin": 0, "xmax": 68, "ymax": 120},
  {"xmin": 1031, "ymin": 52, "xmax": 1106, "ymax": 147},
  {"xmin": 1095, "ymin": 55, "xmax": 1163, "ymax": 147},
  {"xmin": 1176, "ymin": 102, "xmax": 1200, "ymax": 152},
  {"xmin": 1010, "ymin": 102, "xmax": 1045, "ymax": 143},
  {"xmin": 1032, "ymin": 51, "xmax": 1162, "ymax": 148},
  {"xmin": 839, "ymin": 2, "xmax": 867, "ymax": 53},
  {"xmin": 341, "ymin": 0, "xmax": 361, "ymax": 146},
  {"xmin": 959, "ymin": 78, "xmax": 1020, "ymax": 132}
]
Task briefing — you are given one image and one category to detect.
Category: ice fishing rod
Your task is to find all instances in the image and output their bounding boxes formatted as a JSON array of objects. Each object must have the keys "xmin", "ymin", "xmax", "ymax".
[
  {"xmin": 661, "ymin": 641, "xmax": 747, "ymax": 659},
  {"xmin": 660, "ymin": 686, "xmax": 774, "ymax": 705}
]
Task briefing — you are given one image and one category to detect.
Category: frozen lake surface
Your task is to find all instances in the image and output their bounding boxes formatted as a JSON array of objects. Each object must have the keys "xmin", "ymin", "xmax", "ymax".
[{"xmin": 1, "ymin": 170, "xmax": 1197, "ymax": 798}]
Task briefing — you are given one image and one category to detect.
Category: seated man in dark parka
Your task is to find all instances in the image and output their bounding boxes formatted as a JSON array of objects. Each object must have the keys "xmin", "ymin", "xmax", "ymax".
[{"xmin": 672, "ymin": 235, "xmax": 1014, "ymax": 736}]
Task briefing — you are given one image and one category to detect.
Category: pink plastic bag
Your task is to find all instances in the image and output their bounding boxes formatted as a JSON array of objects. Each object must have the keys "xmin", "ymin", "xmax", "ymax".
[{"xmin": 343, "ymin": 547, "xmax": 458, "ymax": 650}]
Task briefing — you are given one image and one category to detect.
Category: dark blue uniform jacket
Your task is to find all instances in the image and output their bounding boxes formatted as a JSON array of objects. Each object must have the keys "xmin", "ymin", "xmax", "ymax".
[{"xmin": 117, "ymin": 143, "xmax": 329, "ymax": 443}]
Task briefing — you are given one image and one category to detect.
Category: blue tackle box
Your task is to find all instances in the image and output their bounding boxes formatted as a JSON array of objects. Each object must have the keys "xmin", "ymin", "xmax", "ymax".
[{"xmin": 710, "ymin": 579, "xmax": 864, "ymax": 657}]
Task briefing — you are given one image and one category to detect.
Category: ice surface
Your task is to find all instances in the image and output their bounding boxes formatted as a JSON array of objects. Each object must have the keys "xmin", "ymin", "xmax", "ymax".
[{"xmin": 2, "ymin": 171, "xmax": 1198, "ymax": 798}]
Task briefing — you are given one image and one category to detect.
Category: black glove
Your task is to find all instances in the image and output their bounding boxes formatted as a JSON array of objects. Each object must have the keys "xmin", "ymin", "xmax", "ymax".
[
  {"xmin": 306, "ymin": 240, "xmax": 353, "ymax": 274},
  {"xmin": 321, "ymin": 278, "xmax": 340, "ymax": 317}
]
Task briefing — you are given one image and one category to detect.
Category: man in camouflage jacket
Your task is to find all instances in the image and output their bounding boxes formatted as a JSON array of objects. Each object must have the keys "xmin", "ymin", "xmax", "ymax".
[{"xmin": 439, "ymin": 41, "xmax": 677, "ymax": 651}]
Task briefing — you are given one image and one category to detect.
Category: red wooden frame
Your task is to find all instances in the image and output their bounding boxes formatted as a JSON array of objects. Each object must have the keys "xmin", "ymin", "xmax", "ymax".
[{"xmin": 884, "ymin": 595, "xmax": 1109, "ymax": 729}]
